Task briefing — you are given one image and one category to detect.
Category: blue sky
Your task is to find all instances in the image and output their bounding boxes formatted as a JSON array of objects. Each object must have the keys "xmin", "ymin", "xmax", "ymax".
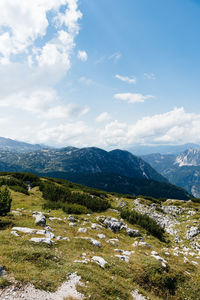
[{"xmin": 0, "ymin": 0, "xmax": 200, "ymax": 149}]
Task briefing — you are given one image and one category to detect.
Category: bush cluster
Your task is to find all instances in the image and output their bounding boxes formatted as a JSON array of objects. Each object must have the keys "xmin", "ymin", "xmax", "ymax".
[
  {"xmin": 121, "ymin": 208, "xmax": 164, "ymax": 240},
  {"xmin": 0, "ymin": 172, "xmax": 41, "ymax": 194},
  {"xmin": 40, "ymin": 181, "xmax": 110, "ymax": 213},
  {"xmin": 43, "ymin": 201, "xmax": 90, "ymax": 214},
  {"xmin": 0, "ymin": 186, "xmax": 12, "ymax": 216}
]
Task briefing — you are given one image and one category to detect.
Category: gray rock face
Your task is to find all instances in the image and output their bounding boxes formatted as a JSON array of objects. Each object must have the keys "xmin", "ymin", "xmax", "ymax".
[
  {"xmin": 134, "ymin": 199, "xmax": 179, "ymax": 235},
  {"xmin": 186, "ymin": 226, "xmax": 200, "ymax": 239},
  {"xmin": 34, "ymin": 213, "xmax": 46, "ymax": 227},
  {"xmin": 162, "ymin": 205, "xmax": 184, "ymax": 217}
]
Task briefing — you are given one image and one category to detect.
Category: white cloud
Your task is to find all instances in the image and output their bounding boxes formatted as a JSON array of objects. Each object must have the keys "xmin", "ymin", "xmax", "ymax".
[
  {"xmin": 77, "ymin": 50, "xmax": 88, "ymax": 62},
  {"xmin": 96, "ymin": 112, "xmax": 111, "ymax": 123},
  {"xmin": 96, "ymin": 107, "xmax": 200, "ymax": 148},
  {"xmin": 144, "ymin": 73, "xmax": 156, "ymax": 80},
  {"xmin": 109, "ymin": 52, "xmax": 121, "ymax": 61},
  {"xmin": 115, "ymin": 74, "xmax": 136, "ymax": 84},
  {"xmin": 114, "ymin": 93, "xmax": 154, "ymax": 104}
]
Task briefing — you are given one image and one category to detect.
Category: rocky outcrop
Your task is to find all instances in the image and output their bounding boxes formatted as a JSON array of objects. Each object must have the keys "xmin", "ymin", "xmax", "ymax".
[{"xmin": 186, "ymin": 227, "xmax": 200, "ymax": 240}]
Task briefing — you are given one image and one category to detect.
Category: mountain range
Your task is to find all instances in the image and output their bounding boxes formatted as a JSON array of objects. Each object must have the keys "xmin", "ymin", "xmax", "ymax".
[
  {"xmin": 142, "ymin": 148, "xmax": 200, "ymax": 197},
  {"xmin": 0, "ymin": 136, "xmax": 45, "ymax": 152},
  {"xmin": 0, "ymin": 137, "xmax": 190, "ymax": 200}
]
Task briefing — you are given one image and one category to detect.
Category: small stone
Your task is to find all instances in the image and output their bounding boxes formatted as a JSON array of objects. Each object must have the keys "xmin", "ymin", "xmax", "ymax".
[
  {"xmin": 69, "ymin": 222, "xmax": 77, "ymax": 227},
  {"xmin": 97, "ymin": 234, "xmax": 106, "ymax": 239},
  {"xmin": 11, "ymin": 231, "xmax": 19, "ymax": 237},
  {"xmin": 68, "ymin": 215, "xmax": 76, "ymax": 222},
  {"xmin": 78, "ymin": 228, "xmax": 87, "ymax": 233}
]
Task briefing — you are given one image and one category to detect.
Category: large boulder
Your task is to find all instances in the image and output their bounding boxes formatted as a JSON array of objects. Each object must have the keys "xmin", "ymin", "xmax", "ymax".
[
  {"xmin": 126, "ymin": 228, "xmax": 141, "ymax": 237},
  {"xmin": 103, "ymin": 217, "xmax": 124, "ymax": 232},
  {"xmin": 34, "ymin": 213, "xmax": 46, "ymax": 227}
]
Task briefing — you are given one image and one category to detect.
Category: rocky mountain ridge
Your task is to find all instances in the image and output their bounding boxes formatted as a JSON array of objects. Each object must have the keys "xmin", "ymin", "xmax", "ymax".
[{"xmin": 142, "ymin": 148, "xmax": 200, "ymax": 198}]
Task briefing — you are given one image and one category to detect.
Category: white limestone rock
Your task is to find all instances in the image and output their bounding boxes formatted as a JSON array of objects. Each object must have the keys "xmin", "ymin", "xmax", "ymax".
[
  {"xmin": 12, "ymin": 227, "xmax": 36, "ymax": 234},
  {"xmin": 186, "ymin": 226, "xmax": 200, "ymax": 239},
  {"xmin": 34, "ymin": 213, "xmax": 46, "ymax": 227},
  {"xmin": 92, "ymin": 256, "xmax": 107, "ymax": 268},
  {"xmin": 30, "ymin": 237, "xmax": 55, "ymax": 245},
  {"xmin": 78, "ymin": 228, "xmax": 87, "ymax": 233}
]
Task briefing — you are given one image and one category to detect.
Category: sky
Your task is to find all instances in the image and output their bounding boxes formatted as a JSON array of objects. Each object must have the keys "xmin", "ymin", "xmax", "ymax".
[{"xmin": 0, "ymin": 0, "xmax": 200, "ymax": 149}]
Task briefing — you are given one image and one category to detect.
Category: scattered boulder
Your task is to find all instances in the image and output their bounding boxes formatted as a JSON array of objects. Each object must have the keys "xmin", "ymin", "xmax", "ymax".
[
  {"xmin": 102, "ymin": 217, "xmax": 124, "ymax": 232},
  {"xmin": 77, "ymin": 237, "xmax": 101, "ymax": 247},
  {"xmin": 131, "ymin": 289, "xmax": 147, "ymax": 300},
  {"xmin": 30, "ymin": 237, "xmax": 55, "ymax": 245},
  {"xmin": 186, "ymin": 226, "xmax": 200, "ymax": 240},
  {"xmin": 115, "ymin": 255, "xmax": 130, "ymax": 263},
  {"xmin": 11, "ymin": 230, "xmax": 19, "ymax": 237},
  {"xmin": 126, "ymin": 228, "xmax": 141, "ymax": 237},
  {"xmin": 132, "ymin": 241, "xmax": 152, "ymax": 248},
  {"xmin": 49, "ymin": 217, "xmax": 62, "ymax": 221},
  {"xmin": 90, "ymin": 238, "xmax": 101, "ymax": 248},
  {"xmin": 12, "ymin": 227, "xmax": 36, "ymax": 234},
  {"xmin": 107, "ymin": 238, "xmax": 119, "ymax": 246},
  {"xmin": 69, "ymin": 222, "xmax": 77, "ymax": 227},
  {"xmin": 151, "ymin": 251, "xmax": 168, "ymax": 268},
  {"xmin": 34, "ymin": 213, "xmax": 46, "ymax": 227},
  {"xmin": 0, "ymin": 266, "xmax": 6, "ymax": 277},
  {"xmin": 92, "ymin": 256, "xmax": 107, "ymax": 268},
  {"xmin": 68, "ymin": 215, "xmax": 76, "ymax": 223},
  {"xmin": 97, "ymin": 234, "xmax": 106, "ymax": 239},
  {"xmin": 174, "ymin": 236, "xmax": 182, "ymax": 243},
  {"xmin": 78, "ymin": 228, "xmax": 87, "ymax": 233}
]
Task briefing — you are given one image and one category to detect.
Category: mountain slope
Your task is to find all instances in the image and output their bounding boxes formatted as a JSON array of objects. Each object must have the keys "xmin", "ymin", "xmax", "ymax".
[
  {"xmin": 0, "ymin": 137, "xmax": 45, "ymax": 153},
  {"xmin": 142, "ymin": 148, "xmax": 200, "ymax": 197},
  {"xmin": 0, "ymin": 146, "xmax": 191, "ymax": 199},
  {"xmin": 40, "ymin": 171, "xmax": 191, "ymax": 200},
  {"xmin": 0, "ymin": 172, "xmax": 199, "ymax": 299},
  {"xmin": 0, "ymin": 147, "xmax": 168, "ymax": 182}
]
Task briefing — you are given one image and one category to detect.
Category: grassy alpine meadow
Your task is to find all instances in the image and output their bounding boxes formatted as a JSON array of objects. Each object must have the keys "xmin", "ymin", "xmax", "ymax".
[{"xmin": 0, "ymin": 173, "xmax": 199, "ymax": 299}]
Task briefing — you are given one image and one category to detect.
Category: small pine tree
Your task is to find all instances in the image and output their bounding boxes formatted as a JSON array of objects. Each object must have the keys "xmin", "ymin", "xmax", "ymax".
[{"xmin": 0, "ymin": 186, "xmax": 12, "ymax": 216}]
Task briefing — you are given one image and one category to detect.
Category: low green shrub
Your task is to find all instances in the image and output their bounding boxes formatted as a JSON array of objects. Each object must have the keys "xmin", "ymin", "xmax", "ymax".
[
  {"xmin": 40, "ymin": 181, "xmax": 110, "ymax": 213},
  {"xmin": 121, "ymin": 208, "xmax": 164, "ymax": 240},
  {"xmin": 133, "ymin": 259, "xmax": 186, "ymax": 297},
  {"xmin": 43, "ymin": 201, "xmax": 90, "ymax": 214},
  {"xmin": 10, "ymin": 185, "xmax": 29, "ymax": 195},
  {"xmin": 0, "ymin": 186, "xmax": 12, "ymax": 216}
]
